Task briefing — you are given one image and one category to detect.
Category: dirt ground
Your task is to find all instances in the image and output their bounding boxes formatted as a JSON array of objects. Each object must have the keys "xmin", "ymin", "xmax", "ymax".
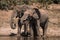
[{"xmin": 0, "ymin": 4, "xmax": 60, "ymax": 37}]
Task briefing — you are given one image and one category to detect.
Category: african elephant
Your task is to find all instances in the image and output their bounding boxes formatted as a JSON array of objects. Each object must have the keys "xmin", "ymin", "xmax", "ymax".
[
  {"xmin": 10, "ymin": 5, "xmax": 48, "ymax": 37},
  {"xmin": 10, "ymin": 5, "xmax": 32, "ymax": 36},
  {"xmin": 17, "ymin": 7, "xmax": 48, "ymax": 37},
  {"xmin": 22, "ymin": 8, "xmax": 48, "ymax": 37}
]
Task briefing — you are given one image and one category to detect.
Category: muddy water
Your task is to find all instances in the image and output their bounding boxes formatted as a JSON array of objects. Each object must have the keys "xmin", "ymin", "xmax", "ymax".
[{"xmin": 0, "ymin": 36, "xmax": 60, "ymax": 40}]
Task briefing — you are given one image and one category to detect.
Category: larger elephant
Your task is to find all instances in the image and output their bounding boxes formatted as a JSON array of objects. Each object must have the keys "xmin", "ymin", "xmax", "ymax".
[
  {"xmin": 21, "ymin": 7, "xmax": 48, "ymax": 37},
  {"xmin": 10, "ymin": 5, "xmax": 48, "ymax": 37}
]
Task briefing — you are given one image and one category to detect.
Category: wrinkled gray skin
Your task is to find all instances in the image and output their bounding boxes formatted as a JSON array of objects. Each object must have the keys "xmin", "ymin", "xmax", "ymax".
[
  {"xmin": 10, "ymin": 5, "xmax": 33, "ymax": 35},
  {"xmin": 22, "ymin": 8, "xmax": 48, "ymax": 37},
  {"xmin": 10, "ymin": 5, "xmax": 48, "ymax": 37}
]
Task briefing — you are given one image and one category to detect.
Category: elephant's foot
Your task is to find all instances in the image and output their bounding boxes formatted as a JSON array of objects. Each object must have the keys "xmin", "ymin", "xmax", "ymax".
[
  {"xmin": 27, "ymin": 32, "xmax": 31, "ymax": 37},
  {"xmin": 17, "ymin": 32, "xmax": 21, "ymax": 36},
  {"xmin": 17, "ymin": 34, "xmax": 20, "ymax": 36},
  {"xmin": 33, "ymin": 34, "xmax": 39, "ymax": 38},
  {"xmin": 9, "ymin": 33, "xmax": 17, "ymax": 36},
  {"xmin": 21, "ymin": 32, "xmax": 31, "ymax": 37},
  {"xmin": 41, "ymin": 35, "xmax": 48, "ymax": 38},
  {"xmin": 41, "ymin": 35, "xmax": 45, "ymax": 38}
]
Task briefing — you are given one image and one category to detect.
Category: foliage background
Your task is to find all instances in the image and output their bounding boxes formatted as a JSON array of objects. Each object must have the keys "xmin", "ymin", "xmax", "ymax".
[{"xmin": 0, "ymin": 0, "xmax": 60, "ymax": 10}]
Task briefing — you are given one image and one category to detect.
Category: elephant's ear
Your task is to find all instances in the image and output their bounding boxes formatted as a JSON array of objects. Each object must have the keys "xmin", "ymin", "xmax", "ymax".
[{"xmin": 33, "ymin": 8, "xmax": 41, "ymax": 19}]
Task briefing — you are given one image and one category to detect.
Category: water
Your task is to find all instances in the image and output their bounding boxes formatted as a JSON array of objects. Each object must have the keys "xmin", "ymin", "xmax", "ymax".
[{"xmin": 0, "ymin": 36, "xmax": 60, "ymax": 40}]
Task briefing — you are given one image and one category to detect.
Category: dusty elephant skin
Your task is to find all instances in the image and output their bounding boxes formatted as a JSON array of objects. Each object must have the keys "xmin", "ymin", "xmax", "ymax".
[
  {"xmin": 34, "ymin": 8, "xmax": 48, "ymax": 37},
  {"xmin": 10, "ymin": 5, "xmax": 32, "ymax": 36},
  {"xmin": 22, "ymin": 7, "xmax": 48, "ymax": 37},
  {"xmin": 10, "ymin": 5, "xmax": 48, "ymax": 37}
]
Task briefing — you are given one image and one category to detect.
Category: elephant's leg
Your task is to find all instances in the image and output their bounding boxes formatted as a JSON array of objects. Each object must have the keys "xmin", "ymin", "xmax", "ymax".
[
  {"xmin": 32, "ymin": 26, "xmax": 38, "ymax": 37},
  {"xmin": 31, "ymin": 22, "xmax": 38, "ymax": 37},
  {"xmin": 43, "ymin": 27, "xmax": 46, "ymax": 37},
  {"xmin": 23, "ymin": 21, "xmax": 31, "ymax": 36},
  {"xmin": 18, "ymin": 26, "xmax": 22, "ymax": 36},
  {"xmin": 17, "ymin": 19, "xmax": 22, "ymax": 36},
  {"xmin": 40, "ymin": 23, "xmax": 45, "ymax": 37},
  {"xmin": 26, "ymin": 21, "xmax": 31, "ymax": 36},
  {"xmin": 43, "ymin": 19, "xmax": 48, "ymax": 37},
  {"xmin": 18, "ymin": 25, "xmax": 22, "ymax": 36},
  {"xmin": 18, "ymin": 26, "xmax": 20, "ymax": 36},
  {"xmin": 24, "ymin": 24, "xmax": 27, "ymax": 33},
  {"xmin": 27, "ymin": 23, "xmax": 31, "ymax": 35},
  {"xmin": 36, "ymin": 20, "xmax": 41, "ymax": 37},
  {"xmin": 41, "ymin": 19, "xmax": 48, "ymax": 37},
  {"xmin": 26, "ymin": 21, "xmax": 30, "ymax": 33}
]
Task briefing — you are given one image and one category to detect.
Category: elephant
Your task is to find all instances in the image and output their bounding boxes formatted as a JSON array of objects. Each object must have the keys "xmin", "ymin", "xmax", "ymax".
[
  {"xmin": 10, "ymin": 5, "xmax": 33, "ymax": 36},
  {"xmin": 21, "ymin": 7, "xmax": 48, "ymax": 37},
  {"xmin": 10, "ymin": 5, "xmax": 48, "ymax": 37}
]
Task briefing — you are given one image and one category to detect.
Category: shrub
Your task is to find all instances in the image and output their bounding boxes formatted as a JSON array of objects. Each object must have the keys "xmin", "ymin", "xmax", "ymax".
[{"xmin": 0, "ymin": 0, "xmax": 60, "ymax": 10}]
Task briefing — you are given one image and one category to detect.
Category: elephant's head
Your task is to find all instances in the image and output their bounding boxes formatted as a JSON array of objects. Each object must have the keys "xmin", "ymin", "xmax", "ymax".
[{"xmin": 20, "ymin": 8, "xmax": 40, "ymax": 23}]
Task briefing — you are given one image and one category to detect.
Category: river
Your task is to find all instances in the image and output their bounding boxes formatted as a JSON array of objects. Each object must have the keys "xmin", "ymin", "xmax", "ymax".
[{"xmin": 0, "ymin": 36, "xmax": 60, "ymax": 40}]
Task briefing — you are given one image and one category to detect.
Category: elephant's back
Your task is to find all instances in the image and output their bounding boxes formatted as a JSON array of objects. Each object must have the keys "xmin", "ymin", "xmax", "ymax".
[{"xmin": 39, "ymin": 9, "xmax": 48, "ymax": 23}]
